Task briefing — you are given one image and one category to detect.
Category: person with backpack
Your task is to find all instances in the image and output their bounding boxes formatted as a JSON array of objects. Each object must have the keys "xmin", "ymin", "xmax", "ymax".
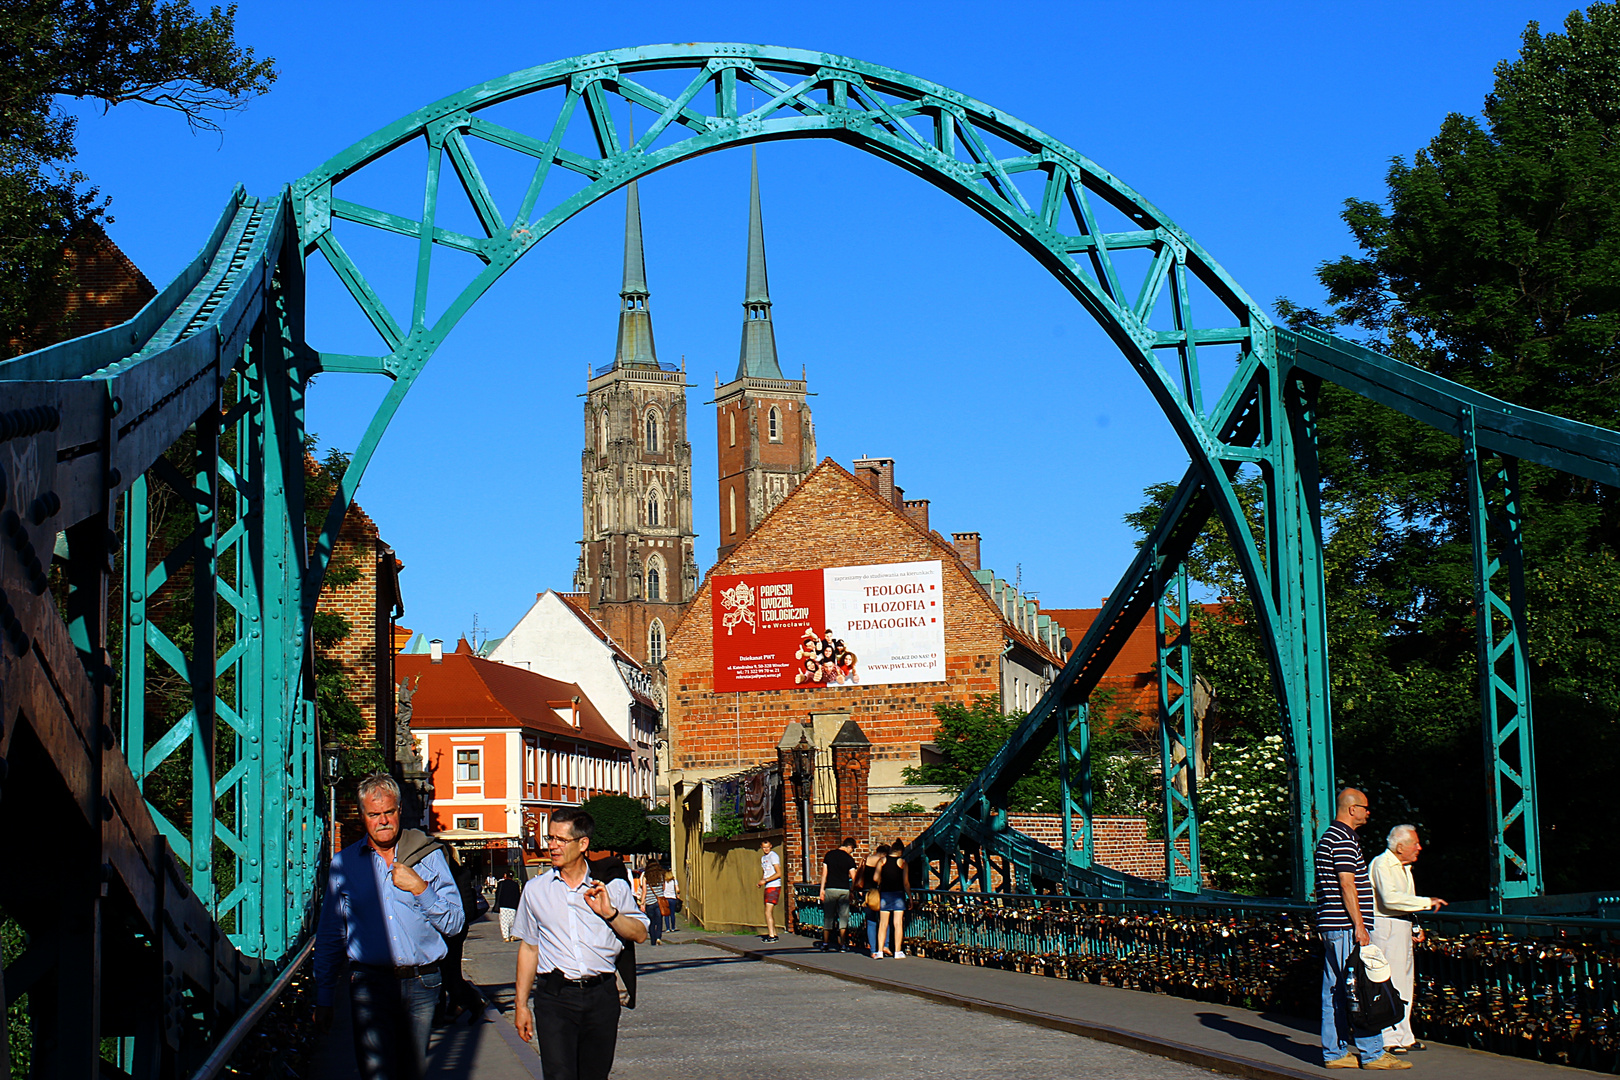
[{"xmin": 1315, "ymin": 789, "xmax": 1410, "ymax": 1071}]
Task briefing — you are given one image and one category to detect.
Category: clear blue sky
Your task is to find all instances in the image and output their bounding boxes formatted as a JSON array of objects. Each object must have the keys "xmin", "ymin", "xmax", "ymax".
[{"xmin": 67, "ymin": 1, "xmax": 1578, "ymax": 645}]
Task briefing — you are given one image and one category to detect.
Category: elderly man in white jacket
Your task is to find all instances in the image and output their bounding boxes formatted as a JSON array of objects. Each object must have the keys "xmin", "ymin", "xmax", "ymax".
[{"xmin": 1370, "ymin": 824, "xmax": 1447, "ymax": 1054}]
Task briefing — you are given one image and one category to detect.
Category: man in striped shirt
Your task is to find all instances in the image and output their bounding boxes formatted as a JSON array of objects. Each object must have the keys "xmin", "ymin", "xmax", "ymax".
[{"xmin": 1314, "ymin": 788, "xmax": 1409, "ymax": 1070}]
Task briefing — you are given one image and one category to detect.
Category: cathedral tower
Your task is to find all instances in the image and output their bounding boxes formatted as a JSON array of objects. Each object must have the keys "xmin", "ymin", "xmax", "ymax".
[
  {"xmin": 576, "ymin": 178, "xmax": 696, "ymax": 668},
  {"xmin": 714, "ymin": 150, "xmax": 816, "ymax": 563}
]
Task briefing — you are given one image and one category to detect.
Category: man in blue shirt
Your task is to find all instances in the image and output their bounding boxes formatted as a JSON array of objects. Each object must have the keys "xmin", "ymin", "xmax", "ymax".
[{"xmin": 315, "ymin": 774, "xmax": 464, "ymax": 1080}]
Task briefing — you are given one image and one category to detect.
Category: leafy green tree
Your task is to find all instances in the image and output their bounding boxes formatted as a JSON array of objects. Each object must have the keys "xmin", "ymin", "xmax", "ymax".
[
  {"xmin": 1154, "ymin": 3, "xmax": 1620, "ymax": 897},
  {"xmin": 1, "ymin": 0, "xmax": 275, "ymax": 351},
  {"xmin": 902, "ymin": 694, "xmax": 1159, "ymax": 819},
  {"xmin": 579, "ymin": 794, "xmax": 649, "ymax": 853}
]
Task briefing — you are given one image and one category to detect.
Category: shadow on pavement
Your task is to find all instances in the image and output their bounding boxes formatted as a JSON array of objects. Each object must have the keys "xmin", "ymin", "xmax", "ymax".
[
  {"xmin": 1195, "ymin": 1012, "xmax": 1320, "ymax": 1066},
  {"xmin": 636, "ymin": 954, "xmax": 759, "ymax": 977},
  {"xmin": 1257, "ymin": 1011, "xmax": 1317, "ymax": 1034}
]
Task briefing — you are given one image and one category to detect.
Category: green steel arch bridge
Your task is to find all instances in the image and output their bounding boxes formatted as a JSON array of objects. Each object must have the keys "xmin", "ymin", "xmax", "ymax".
[{"xmin": 1, "ymin": 42, "xmax": 1614, "ymax": 1077}]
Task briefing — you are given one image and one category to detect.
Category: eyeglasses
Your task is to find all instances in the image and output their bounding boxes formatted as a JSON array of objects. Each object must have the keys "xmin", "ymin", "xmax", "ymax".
[{"xmin": 544, "ymin": 834, "xmax": 581, "ymax": 846}]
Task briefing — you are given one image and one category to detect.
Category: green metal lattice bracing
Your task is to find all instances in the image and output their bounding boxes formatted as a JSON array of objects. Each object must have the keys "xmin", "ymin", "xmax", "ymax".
[
  {"xmin": 3, "ymin": 42, "xmax": 1620, "ymax": 1075},
  {"xmin": 1156, "ymin": 565, "xmax": 1200, "ymax": 894}
]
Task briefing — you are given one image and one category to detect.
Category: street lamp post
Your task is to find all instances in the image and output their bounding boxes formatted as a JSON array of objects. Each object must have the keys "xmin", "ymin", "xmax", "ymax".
[
  {"xmin": 789, "ymin": 735, "xmax": 814, "ymax": 885},
  {"xmin": 323, "ymin": 750, "xmax": 341, "ymax": 855}
]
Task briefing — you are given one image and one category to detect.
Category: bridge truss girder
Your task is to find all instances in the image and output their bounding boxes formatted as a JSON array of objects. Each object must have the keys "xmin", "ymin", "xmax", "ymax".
[{"xmin": 3, "ymin": 42, "xmax": 1619, "ymax": 1078}]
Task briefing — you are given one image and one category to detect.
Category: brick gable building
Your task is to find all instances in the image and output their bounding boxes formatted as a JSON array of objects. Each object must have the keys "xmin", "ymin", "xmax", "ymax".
[
  {"xmin": 5, "ymin": 229, "xmax": 156, "ymax": 356},
  {"xmin": 313, "ymin": 491, "xmax": 405, "ymax": 753},
  {"xmin": 666, "ymin": 458, "xmax": 1065, "ymax": 797}
]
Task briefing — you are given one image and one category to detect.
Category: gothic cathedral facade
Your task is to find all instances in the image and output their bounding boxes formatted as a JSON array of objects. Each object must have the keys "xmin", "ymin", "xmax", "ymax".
[
  {"xmin": 576, "ymin": 178, "xmax": 697, "ymax": 669},
  {"xmin": 715, "ymin": 151, "xmax": 816, "ymax": 563}
]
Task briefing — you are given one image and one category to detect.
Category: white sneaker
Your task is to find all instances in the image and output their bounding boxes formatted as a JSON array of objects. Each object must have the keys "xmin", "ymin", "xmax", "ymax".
[
  {"xmin": 872, "ymin": 952, "xmax": 883, "ymax": 960},
  {"xmin": 894, "ymin": 951, "xmax": 906, "ymax": 958}
]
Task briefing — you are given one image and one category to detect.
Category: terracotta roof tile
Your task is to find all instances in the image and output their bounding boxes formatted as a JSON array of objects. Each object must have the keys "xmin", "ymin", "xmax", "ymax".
[{"xmin": 396, "ymin": 653, "xmax": 629, "ymax": 749}]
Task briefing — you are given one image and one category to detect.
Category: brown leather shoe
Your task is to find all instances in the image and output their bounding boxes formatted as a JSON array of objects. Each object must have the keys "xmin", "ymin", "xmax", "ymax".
[
  {"xmin": 1324, "ymin": 1056, "xmax": 1360, "ymax": 1070},
  {"xmin": 1362, "ymin": 1055, "xmax": 1414, "ymax": 1070}
]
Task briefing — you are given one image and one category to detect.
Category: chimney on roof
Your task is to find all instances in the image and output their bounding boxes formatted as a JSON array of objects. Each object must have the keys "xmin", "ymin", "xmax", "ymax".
[
  {"xmin": 951, "ymin": 532, "xmax": 981, "ymax": 572},
  {"xmin": 903, "ymin": 499, "xmax": 930, "ymax": 532},
  {"xmin": 852, "ymin": 456, "xmax": 897, "ymax": 506},
  {"xmin": 429, "ymin": 638, "xmax": 443, "ymax": 664}
]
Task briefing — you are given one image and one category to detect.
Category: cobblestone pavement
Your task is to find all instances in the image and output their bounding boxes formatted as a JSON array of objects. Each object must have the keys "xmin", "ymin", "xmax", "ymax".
[{"xmin": 459, "ymin": 916, "xmax": 1218, "ymax": 1080}]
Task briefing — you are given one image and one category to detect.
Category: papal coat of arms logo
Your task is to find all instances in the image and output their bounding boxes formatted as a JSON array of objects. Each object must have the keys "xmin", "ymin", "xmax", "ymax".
[{"xmin": 720, "ymin": 581, "xmax": 757, "ymax": 634}]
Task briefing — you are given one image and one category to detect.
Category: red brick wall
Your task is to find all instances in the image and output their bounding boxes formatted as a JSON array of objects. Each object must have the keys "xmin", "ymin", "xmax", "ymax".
[
  {"xmin": 667, "ymin": 461, "xmax": 1014, "ymax": 775},
  {"xmin": 869, "ymin": 811, "xmax": 1178, "ymax": 882},
  {"xmin": 6, "ymin": 231, "xmax": 156, "ymax": 355},
  {"xmin": 315, "ymin": 502, "xmax": 391, "ymax": 742}
]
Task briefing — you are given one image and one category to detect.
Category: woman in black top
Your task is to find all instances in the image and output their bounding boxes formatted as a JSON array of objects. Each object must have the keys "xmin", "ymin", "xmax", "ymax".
[{"xmin": 875, "ymin": 844, "xmax": 909, "ymax": 959}]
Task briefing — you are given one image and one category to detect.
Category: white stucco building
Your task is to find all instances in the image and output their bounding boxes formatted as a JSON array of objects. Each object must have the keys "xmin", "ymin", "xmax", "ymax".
[{"xmin": 485, "ymin": 591, "xmax": 663, "ymax": 803}]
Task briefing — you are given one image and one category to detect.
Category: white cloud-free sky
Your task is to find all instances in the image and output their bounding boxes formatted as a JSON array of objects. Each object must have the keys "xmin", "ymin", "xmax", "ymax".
[{"xmin": 65, "ymin": 0, "xmax": 1578, "ymax": 643}]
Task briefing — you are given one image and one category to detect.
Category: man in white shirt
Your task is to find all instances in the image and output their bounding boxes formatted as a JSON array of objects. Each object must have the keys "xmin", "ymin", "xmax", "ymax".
[
  {"xmin": 512, "ymin": 808, "xmax": 649, "ymax": 1080},
  {"xmin": 1370, "ymin": 824, "xmax": 1447, "ymax": 1054},
  {"xmin": 758, "ymin": 838, "xmax": 782, "ymax": 943}
]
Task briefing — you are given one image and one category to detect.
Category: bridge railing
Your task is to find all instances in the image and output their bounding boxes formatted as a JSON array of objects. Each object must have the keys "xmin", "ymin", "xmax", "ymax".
[{"xmin": 792, "ymin": 885, "xmax": 1620, "ymax": 1072}]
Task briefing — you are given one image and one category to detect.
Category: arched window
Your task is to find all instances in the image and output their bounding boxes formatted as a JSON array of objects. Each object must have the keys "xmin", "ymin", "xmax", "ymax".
[
  {"xmin": 645, "ymin": 410, "xmax": 660, "ymax": 452},
  {"xmin": 728, "ymin": 410, "xmax": 735, "ymax": 447},
  {"xmin": 647, "ymin": 558, "xmax": 662, "ymax": 601},
  {"xmin": 768, "ymin": 406, "xmax": 780, "ymax": 441},
  {"xmin": 648, "ymin": 619, "xmax": 665, "ymax": 665},
  {"xmin": 647, "ymin": 494, "xmax": 660, "ymax": 527},
  {"xmin": 598, "ymin": 410, "xmax": 607, "ymax": 455},
  {"xmin": 728, "ymin": 486, "xmax": 737, "ymax": 534}
]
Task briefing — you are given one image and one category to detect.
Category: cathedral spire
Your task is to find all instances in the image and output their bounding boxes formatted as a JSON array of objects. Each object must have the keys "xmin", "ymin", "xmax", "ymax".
[
  {"xmin": 614, "ymin": 177, "xmax": 658, "ymax": 367},
  {"xmin": 736, "ymin": 148, "xmax": 783, "ymax": 380}
]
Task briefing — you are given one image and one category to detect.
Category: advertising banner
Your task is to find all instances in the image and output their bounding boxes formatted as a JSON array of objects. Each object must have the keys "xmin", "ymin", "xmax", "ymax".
[{"xmin": 711, "ymin": 560, "xmax": 945, "ymax": 691}]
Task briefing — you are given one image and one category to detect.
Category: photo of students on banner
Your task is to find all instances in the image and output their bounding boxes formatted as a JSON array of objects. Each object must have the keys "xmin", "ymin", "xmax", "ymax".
[{"xmin": 794, "ymin": 628, "xmax": 860, "ymax": 687}]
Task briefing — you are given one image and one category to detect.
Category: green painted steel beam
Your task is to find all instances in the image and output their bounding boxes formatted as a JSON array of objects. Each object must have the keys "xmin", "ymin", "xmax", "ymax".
[
  {"xmin": 1155, "ymin": 565, "xmax": 1201, "ymax": 894},
  {"xmin": 1462, "ymin": 409, "xmax": 1543, "ymax": 908}
]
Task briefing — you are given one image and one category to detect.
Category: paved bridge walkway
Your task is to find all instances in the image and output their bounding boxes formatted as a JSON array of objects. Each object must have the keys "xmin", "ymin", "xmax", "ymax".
[{"xmin": 309, "ymin": 916, "xmax": 1594, "ymax": 1080}]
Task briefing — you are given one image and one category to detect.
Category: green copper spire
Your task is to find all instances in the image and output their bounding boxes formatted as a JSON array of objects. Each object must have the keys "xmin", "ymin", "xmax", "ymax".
[
  {"xmin": 615, "ymin": 177, "xmax": 658, "ymax": 367},
  {"xmin": 737, "ymin": 148, "xmax": 783, "ymax": 379}
]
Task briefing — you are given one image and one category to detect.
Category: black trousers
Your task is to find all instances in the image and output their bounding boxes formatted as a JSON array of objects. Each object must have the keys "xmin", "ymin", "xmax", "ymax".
[{"xmin": 532, "ymin": 977, "xmax": 621, "ymax": 1080}]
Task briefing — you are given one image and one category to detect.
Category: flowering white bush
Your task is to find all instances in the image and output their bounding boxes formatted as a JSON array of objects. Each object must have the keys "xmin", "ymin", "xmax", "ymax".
[{"xmin": 1198, "ymin": 735, "xmax": 1292, "ymax": 894}]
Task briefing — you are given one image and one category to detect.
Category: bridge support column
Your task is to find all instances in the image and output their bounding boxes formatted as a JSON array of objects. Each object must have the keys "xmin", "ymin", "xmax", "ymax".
[
  {"xmin": 1155, "ymin": 564, "xmax": 1200, "ymax": 894},
  {"xmin": 1462, "ymin": 408, "xmax": 1542, "ymax": 909},
  {"xmin": 1265, "ymin": 343, "xmax": 1337, "ymax": 900},
  {"xmin": 1057, "ymin": 703, "xmax": 1093, "ymax": 881}
]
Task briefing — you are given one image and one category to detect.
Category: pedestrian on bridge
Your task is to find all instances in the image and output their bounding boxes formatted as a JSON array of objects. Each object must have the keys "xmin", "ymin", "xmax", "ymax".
[
  {"xmin": 875, "ymin": 840, "xmax": 910, "ymax": 959},
  {"xmin": 858, "ymin": 844, "xmax": 887, "ymax": 957},
  {"xmin": 817, "ymin": 837, "xmax": 857, "ymax": 951},
  {"xmin": 1372, "ymin": 824, "xmax": 1446, "ymax": 1055},
  {"xmin": 1315, "ymin": 788, "xmax": 1409, "ymax": 1071},
  {"xmin": 314, "ymin": 774, "xmax": 466, "ymax": 1080},
  {"xmin": 496, "ymin": 871, "xmax": 522, "ymax": 942},
  {"xmin": 758, "ymin": 837, "xmax": 782, "ymax": 942},
  {"xmin": 512, "ymin": 808, "xmax": 648, "ymax": 1080}
]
